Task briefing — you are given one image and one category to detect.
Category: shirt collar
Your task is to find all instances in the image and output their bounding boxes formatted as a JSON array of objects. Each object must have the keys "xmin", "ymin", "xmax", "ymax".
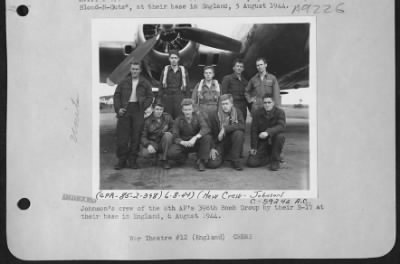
[
  {"xmin": 232, "ymin": 73, "xmax": 242, "ymax": 80},
  {"xmin": 222, "ymin": 110, "xmax": 231, "ymax": 118},
  {"xmin": 263, "ymin": 106, "xmax": 275, "ymax": 116},
  {"xmin": 169, "ymin": 65, "xmax": 181, "ymax": 72},
  {"xmin": 202, "ymin": 80, "xmax": 216, "ymax": 88},
  {"xmin": 257, "ymin": 71, "xmax": 268, "ymax": 79},
  {"xmin": 181, "ymin": 113, "xmax": 197, "ymax": 123},
  {"xmin": 149, "ymin": 113, "xmax": 163, "ymax": 122},
  {"xmin": 128, "ymin": 75, "xmax": 143, "ymax": 83}
]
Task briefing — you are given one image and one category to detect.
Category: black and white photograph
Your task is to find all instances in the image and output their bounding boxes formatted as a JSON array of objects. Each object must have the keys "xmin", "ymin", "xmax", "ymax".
[
  {"xmin": 93, "ymin": 17, "xmax": 316, "ymax": 192},
  {"xmin": 6, "ymin": 0, "xmax": 396, "ymax": 260}
]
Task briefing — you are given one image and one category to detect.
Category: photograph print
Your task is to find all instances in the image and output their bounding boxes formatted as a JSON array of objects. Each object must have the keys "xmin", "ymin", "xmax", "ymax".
[{"xmin": 92, "ymin": 17, "xmax": 316, "ymax": 193}]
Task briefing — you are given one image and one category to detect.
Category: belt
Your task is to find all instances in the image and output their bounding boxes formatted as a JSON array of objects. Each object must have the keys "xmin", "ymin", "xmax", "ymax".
[
  {"xmin": 164, "ymin": 89, "xmax": 183, "ymax": 95},
  {"xmin": 199, "ymin": 101, "xmax": 217, "ymax": 105},
  {"xmin": 233, "ymin": 98, "xmax": 247, "ymax": 102}
]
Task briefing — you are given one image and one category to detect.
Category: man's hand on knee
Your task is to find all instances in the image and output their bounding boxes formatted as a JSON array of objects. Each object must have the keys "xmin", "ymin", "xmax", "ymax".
[
  {"xmin": 249, "ymin": 149, "xmax": 257, "ymax": 155},
  {"xmin": 258, "ymin": 131, "xmax": 269, "ymax": 139},
  {"xmin": 210, "ymin": 148, "xmax": 219, "ymax": 160},
  {"xmin": 147, "ymin": 145, "xmax": 156, "ymax": 154}
]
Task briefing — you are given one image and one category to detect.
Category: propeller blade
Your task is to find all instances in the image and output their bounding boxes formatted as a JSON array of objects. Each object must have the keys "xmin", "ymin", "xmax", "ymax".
[
  {"xmin": 174, "ymin": 27, "xmax": 242, "ymax": 52},
  {"xmin": 107, "ymin": 35, "xmax": 159, "ymax": 85}
]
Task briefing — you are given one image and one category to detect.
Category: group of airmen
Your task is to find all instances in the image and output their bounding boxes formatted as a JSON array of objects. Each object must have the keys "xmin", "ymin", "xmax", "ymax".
[{"xmin": 112, "ymin": 50, "xmax": 286, "ymax": 172}]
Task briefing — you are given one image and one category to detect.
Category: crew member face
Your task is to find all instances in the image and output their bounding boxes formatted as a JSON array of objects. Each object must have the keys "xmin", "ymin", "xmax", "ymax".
[
  {"xmin": 233, "ymin": 62, "xmax": 244, "ymax": 75},
  {"xmin": 204, "ymin": 69, "xmax": 214, "ymax": 81},
  {"xmin": 169, "ymin": 54, "xmax": 180, "ymax": 66},
  {"xmin": 221, "ymin": 99, "xmax": 233, "ymax": 113},
  {"xmin": 263, "ymin": 97, "xmax": 275, "ymax": 111},
  {"xmin": 182, "ymin": 104, "xmax": 193, "ymax": 119},
  {"xmin": 153, "ymin": 105, "xmax": 164, "ymax": 118},
  {"xmin": 130, "ymin": 64, "xmax": 141, "ymax": 78},
  {"xmin": 256, "ymin": 60, "xmax": 267, "ymax": 74}
]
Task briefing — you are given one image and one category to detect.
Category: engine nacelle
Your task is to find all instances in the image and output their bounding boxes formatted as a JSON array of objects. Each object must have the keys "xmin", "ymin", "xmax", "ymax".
[{"xmin": 137, "ymin": 24, "xmax": 199, "ymax": 74}]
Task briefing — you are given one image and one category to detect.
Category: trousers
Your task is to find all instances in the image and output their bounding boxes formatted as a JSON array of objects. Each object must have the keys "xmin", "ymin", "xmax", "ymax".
[
  {"xmin": 162, "ymin": 93, "xmax": 184, "ymax": 119},
  {"xmin": 198, "ymin": 103, "xmax": 218, "ymax": 116},
  {"xmin": 167, "ymin": 134, "xmax": 212, "ymax": 161},
  {"xmin": 233, "ymin": 100, "xmax": 251, "ymax": 123},
  {"xmin": 116, "ymin": 103, "xmax": 144, "ymax": 161},
  {"xmin": 247, "ymin": 134, "xmax": 285, "ymax": 167},
  {"xmin": 141, "ymin": 132, "xmax": 173, "ymax": 161},
  {"xmin": 207, "ymin": 130, "xmax": 245, "ymax": 168}
]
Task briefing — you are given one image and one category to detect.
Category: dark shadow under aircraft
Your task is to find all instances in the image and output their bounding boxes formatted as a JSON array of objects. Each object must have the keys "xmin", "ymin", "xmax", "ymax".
[{"xmin": 99, "ymin": 23, "xmax": 310, "ymax": 94}]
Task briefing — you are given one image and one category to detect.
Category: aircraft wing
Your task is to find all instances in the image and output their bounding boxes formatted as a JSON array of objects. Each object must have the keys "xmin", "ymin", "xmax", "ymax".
[{"xmin": 278, "ymin": 65, "xmax": 309, "ymax": 90}]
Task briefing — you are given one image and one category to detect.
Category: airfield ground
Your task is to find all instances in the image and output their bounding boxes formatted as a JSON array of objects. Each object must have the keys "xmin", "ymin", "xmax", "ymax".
[{"xmin": 99, "ymin": 105, "xmax": 310, "ymax": 190}]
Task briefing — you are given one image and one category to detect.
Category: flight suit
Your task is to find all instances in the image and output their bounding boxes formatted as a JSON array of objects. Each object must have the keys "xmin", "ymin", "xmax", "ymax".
[
  {"xmin": 207, "ymin": 107, "xmax": 245, "ymax": 169},
  {"xmin": 245, "ymin": 72, "xmax": 280, "ymax": 114},
  {"xmin": 168, "ymin": 112, "xmax": 211, "ymax": 162},
  {"xmin": 141, "ymin": 112, "xmax": 174, "ymax": 161},
  {"xmin": 247, "ymin": 106, "xmax": 286, "ymax": 167},
  {"xmin": 192, "ymin": 80, "xmax": 220, "ymax": 118}
]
